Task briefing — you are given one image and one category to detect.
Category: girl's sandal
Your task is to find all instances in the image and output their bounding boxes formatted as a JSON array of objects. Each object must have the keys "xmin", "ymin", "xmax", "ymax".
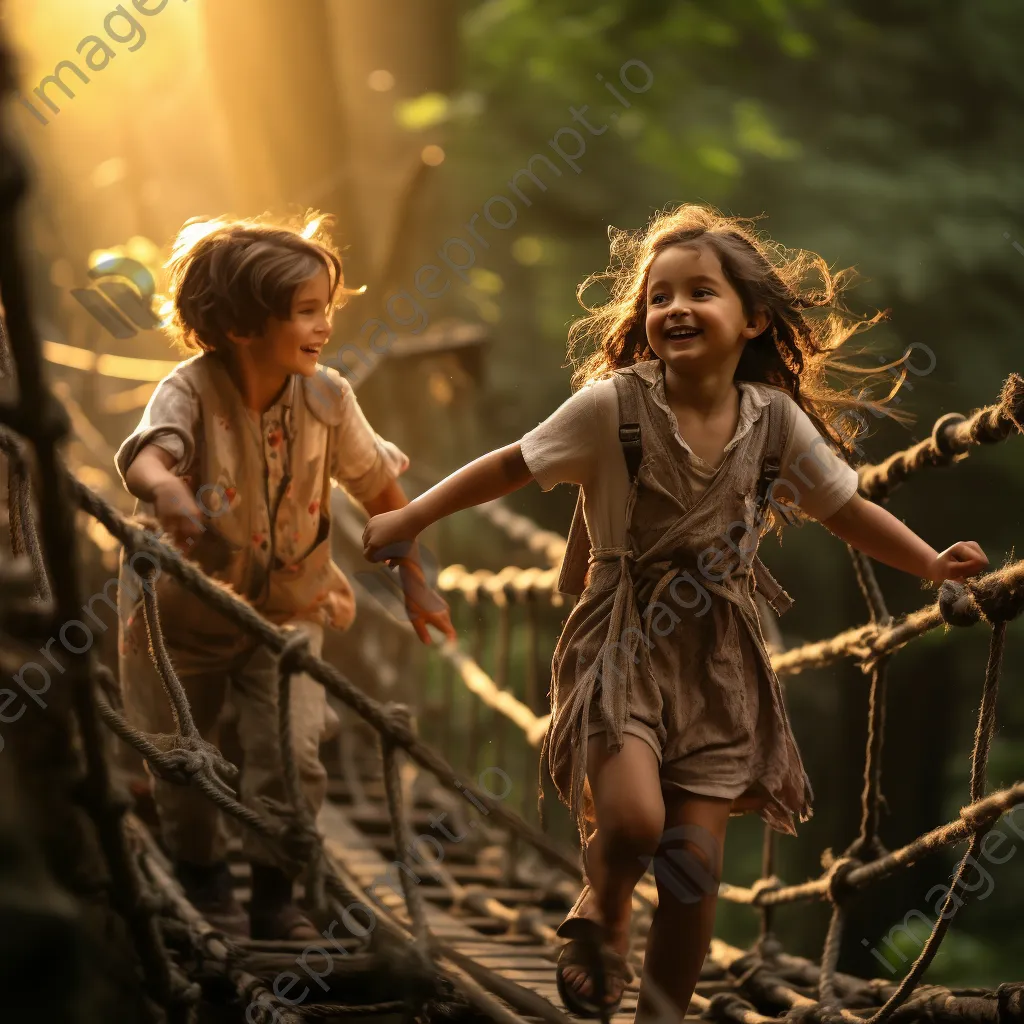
[{"xmin": 555, "ymin": 915, "xmax": 634, "ymax": 1020}]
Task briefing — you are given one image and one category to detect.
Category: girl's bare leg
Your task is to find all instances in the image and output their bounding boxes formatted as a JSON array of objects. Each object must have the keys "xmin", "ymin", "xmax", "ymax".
[
  {"xmin": 633, "ymin": 790, "xmax": 732, "ymax": 1024},
  {"xmin": 562, "ymin": 734, "xmax": 665, "ymax": 1004}
]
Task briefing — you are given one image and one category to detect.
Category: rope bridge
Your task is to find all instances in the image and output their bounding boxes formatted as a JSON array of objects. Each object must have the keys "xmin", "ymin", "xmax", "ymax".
[
  {"xmin": 2, "ymin": 123, "xmax": 1024, "ymax": 1017},
  {"xmin": 4, "ymin": 338, "xmax": 1024, "ymax": 1023}
]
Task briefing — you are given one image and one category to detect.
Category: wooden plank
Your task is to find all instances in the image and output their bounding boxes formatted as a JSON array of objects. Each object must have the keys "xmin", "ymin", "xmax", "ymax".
[{"xmin": 318, "ymin": 799, "xmax": 584, "ymax": 1020}]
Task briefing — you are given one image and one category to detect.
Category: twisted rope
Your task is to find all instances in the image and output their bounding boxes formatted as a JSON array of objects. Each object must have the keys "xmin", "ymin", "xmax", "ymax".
[
  {"xmin": 0, "ymin": 428, "xmax": 51, "ymax": 603},
  {"xmin": 858, "ymin": 374, "xmax": 1024, "ymax": 502},
  {"xmin": 276, "ymin": 629, "xmax": 328, "ymax": 910},
  {"xmin": 380, "ymin": 703, "xmax": 432, "ymax": 950}
]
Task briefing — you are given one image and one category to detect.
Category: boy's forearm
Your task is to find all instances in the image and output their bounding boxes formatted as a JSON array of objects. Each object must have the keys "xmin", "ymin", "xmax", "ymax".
[
  {"xmin": 124, "ymin": 445, "xmax": 178, "ymax": 503},
  {"xmin": 363, "ymin": 479, "xmax": 409, "ymax": 519},
  {"xmin": 822, "ymin": 494, "xmax": 938, "ymax": 579},
  {"xmin": 404, "ymin": 444, "xmax": 533, "ymax": 533}
]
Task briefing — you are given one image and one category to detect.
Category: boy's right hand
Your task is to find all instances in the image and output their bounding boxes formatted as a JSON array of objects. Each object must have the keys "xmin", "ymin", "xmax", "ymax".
[{"xmin": 151, "ymin": 476, "xmax": 205, "ymax": 550}]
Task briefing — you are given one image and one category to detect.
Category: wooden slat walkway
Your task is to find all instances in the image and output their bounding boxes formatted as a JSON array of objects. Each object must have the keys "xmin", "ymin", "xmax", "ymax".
[{"xmin": 318, "ymin": 794, "xmax": 642, "ymax": 1022}]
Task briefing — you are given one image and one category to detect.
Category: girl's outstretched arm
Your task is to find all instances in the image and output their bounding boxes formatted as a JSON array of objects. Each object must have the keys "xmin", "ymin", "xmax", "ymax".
[
  {"xmin": 822, "ymin": 493, "xmax": 988, "ymax": 583},
  {"xmin": 362, "ymin": 442, "xmax": 533, "ymax": 561}
]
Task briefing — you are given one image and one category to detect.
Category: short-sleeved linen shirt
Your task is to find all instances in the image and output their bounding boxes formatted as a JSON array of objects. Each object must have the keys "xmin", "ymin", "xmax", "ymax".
[{"xmin": 115, "ymin": 352, "xmax": 408, "ymax": 629}]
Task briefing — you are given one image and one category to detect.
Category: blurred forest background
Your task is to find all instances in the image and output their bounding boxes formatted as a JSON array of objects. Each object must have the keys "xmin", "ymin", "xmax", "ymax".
[{"xmin": 2, "ymin": 0, "xmax": 1023, "ymax": 990}]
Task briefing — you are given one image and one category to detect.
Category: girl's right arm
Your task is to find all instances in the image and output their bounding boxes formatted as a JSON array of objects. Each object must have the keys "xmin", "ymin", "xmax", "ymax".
[{"xmin": 362, "ymin": 442, "xmax": 533, "ymax": 561}]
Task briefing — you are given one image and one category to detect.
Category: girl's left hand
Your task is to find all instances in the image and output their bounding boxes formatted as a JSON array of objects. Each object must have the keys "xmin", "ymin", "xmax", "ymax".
[{"xmin": 926, "ymin": 541, "xmax": 989, "ymax": 583}]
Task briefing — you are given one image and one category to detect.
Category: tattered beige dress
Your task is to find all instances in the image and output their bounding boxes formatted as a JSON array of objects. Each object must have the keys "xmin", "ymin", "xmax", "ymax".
[{"xmin": 520, "ymin": 359, "xmax": 858, "ymax": 838}]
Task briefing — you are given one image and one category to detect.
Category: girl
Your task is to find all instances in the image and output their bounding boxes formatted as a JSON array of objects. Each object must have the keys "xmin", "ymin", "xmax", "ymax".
[
  {"xmin": 116, "ymin": 213, "xmax": 455, "ymax": 941},
  {"xmin": 361, "ymin": 204, "xmax": 987, "ymax": 1022}
]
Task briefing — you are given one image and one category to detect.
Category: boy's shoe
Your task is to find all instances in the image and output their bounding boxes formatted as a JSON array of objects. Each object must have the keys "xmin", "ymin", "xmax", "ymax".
[
  {"xmin": 174, "ymin": 859, "xmax": 249, "ymax": 938},
  {"xmin": 248, "ymin": 863, "xmax": 319, "ymax": 942}
]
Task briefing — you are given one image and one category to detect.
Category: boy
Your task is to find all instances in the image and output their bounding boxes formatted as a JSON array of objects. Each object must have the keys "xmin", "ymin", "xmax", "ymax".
[{"xmin": 116, "ymin": 215, "xmax": 454, "ymax": 940}]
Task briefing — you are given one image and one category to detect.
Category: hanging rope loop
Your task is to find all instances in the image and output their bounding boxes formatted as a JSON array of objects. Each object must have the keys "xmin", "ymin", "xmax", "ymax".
[
  {"xmin": 931, "ymin": 412, "xmax": 967, "ymax": 457},
  {"xmin": 824, "ymin": 856, "xmax": 862, "ymax": 906}
]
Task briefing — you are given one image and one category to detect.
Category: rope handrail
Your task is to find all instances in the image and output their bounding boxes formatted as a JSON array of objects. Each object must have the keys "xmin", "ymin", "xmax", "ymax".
[
  {"xmin": 857, "ymin": 373, "xmax": 1024, "ymax": 502},
  {"xmin": 771, "ymin": 560, "xmax": 1024, "ymax": 678}
]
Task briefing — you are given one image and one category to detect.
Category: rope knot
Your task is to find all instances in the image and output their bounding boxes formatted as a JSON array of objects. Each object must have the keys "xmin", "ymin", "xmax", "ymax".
[
  {"xmin": 750, "ymin": 875, "xmax": 783, "ymax": 904},
  {"xmin": 257, "ymin": 795, "xmax": 323, "ymax": 869},
  {"xmin": 996, "ymin": 982, "xmax": 1024, "ymax": 1023},
  {"xmin": 708, "ymin": 992, "xmax": 755, "ymax": 1021},
  {"xmin": 278, "ymin": 629, "xmax": 311, "ymax": 680},
  {"xmin": 381, "ymin": 701, "xmax": 415, "ymax": 740},
  {"xmin": 931, "ymin": 412, "xmax": 966, "ymax": 458},
  {"xmin": 844, "ymin": 835, "xmax": 888, "ymax": 863},
  {"xmin": 825, "ymin": 856, "xmax": 861, "ymax": 905},
  {"xmin": 939, "ymin": 580, "xmax": 982, "ymax": 627},
  {"xmin": 147, "ymin": 734, "xmax": 239, "ymax": 789}
]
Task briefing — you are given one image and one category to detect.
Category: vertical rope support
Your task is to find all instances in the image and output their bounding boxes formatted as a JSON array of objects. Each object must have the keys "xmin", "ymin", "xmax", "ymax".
[
  {"xmin": 439, "ymin": 605, "xmax": 455, "ymax": 755},
  {"xmin": 867, "ymin": 619, "xmax": 1007, "ymax": 1024},
  {"xmin": 757, "ymin": 824, "xmax": 776, "ymax": 946},
  {"xmin": 380, "ymin": 704, "xmax": 430, "ymax": 948},
  {"xmin": 858, "ymin": 659, "xmax": 890, "ymax": 851},
  {"xmin": 819, "ymin": 548, "xmax": 895, "ymax": 1008},
  {"xmin": 849, "ymin": 547, "xmax": 893, "ymax": 855},
  {"xmin": 467, "ymin": 593, "xmax": 485, "ymax": 774},
  {"xmin": 524, "ymin": 590, "xmax": 541, "ymax": 823},
  {"xmin": 525, "ymin": 589, "xmax": 540, "ymax": 713},
  {"xmin": 818, "ymin": 901, "xmax": 845, "ymax": 1008},
  {"xmin": 3, "ymin": 432, "xmax": 51, "ymax": 603},
  {"xmin": 494, "ymin": 596, "xmax": 511, "ymax": 773},
  {"xmin": 141, "ymin": 578, "xmax": 200, "ymax": 742},
  {"xmin": 277, "ymin": 632, "xmax": 327, "ymax": 914}
]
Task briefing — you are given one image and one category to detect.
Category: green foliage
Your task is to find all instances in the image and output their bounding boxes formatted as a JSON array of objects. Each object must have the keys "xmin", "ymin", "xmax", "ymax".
[{"xmin": 446, "ymin": 0, "xmax": 1024, "ymax": 985}]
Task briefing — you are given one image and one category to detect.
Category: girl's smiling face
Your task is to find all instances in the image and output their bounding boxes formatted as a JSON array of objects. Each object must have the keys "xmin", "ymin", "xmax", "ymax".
[{"xmin": 645, "ymin": 243, "xmax": 767, "ymax": 378}]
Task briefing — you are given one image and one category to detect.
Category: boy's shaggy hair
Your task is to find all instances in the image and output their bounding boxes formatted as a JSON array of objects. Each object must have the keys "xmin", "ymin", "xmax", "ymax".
[{"xmin": 164, "ymin": 212, "xmax": 346, "ymax": 355}]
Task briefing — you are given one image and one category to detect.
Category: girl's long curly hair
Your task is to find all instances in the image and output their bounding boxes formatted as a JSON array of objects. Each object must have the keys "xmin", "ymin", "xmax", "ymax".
[{"xmin": 568, "ymin": 204, "xmax": 910, "ymax": 461}]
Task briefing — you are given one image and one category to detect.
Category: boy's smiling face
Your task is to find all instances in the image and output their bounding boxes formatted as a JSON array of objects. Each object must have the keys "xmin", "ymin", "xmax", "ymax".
[
  {"xmin": 644, "ymin": 243, "xmax": 767, "ymax": 378},
  {"xmin": 239, "ymin": 268, "xmax": 332, "ymax": 379}
]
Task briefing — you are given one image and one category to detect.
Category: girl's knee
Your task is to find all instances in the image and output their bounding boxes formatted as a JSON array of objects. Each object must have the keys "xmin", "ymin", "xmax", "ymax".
[
  {"xmin": 651, "ymin": 826, "xmax": 723, "ymax": 905},
  {"xmin": 602, "ymin": 806, "xmax": 665, "ymax": 863}
]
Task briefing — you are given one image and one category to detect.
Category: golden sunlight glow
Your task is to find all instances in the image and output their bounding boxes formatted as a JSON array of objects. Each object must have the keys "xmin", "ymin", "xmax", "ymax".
[
  {"xmin": 43, "ymin": 340, "xmax": 177, "ymax": 380},
  {"xmin": 167, "ymin": 219, "xmax": 230, "ymax": 266},
  {"xmin": 421, "ymin": 144, "xmax": 446, "ymax": 166},
  {"xmin": 367, "ymin": 69, "xmax": 395, "ymax": 92},
  {"xmin": 301, "ymin": 215, "xmax": 325, "ymax": 239}
]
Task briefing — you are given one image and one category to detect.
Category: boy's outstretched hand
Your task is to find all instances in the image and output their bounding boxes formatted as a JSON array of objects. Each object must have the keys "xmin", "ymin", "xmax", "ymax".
[
  {"xmin": 400, "ymin": 568, "xmax": 458, "ymax": 646},
  {"xmin": 925, "ymin": 541, "xmax": 989, "ymax": 583}
]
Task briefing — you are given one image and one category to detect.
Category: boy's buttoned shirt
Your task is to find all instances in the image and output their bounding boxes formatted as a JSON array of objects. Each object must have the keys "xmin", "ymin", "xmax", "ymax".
[{"xmin": 115, "ymin": 352, "xmax": 408, "ymax": 630}]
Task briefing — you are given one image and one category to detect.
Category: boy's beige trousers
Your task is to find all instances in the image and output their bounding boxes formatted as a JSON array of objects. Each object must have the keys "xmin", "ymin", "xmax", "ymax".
[{"xmin": 122, "ymin": 618, "xmax": 337, "ymax": 866}]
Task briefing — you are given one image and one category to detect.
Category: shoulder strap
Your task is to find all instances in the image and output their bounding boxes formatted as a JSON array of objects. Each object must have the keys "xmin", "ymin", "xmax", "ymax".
[
  {"xmin": 753, "ymin": 386, "xmax": 797, "ymax": 527},
  {"xmin": 555, "ymin": 371, "xmax": 643, "ymax": 598},
  {"xmin": 751, "ymin": 386, "xmax": 798, "ymax": 616},
  {"xmin": 614, "ymin": 371, "xmax": 643, "ymax": 484}
]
